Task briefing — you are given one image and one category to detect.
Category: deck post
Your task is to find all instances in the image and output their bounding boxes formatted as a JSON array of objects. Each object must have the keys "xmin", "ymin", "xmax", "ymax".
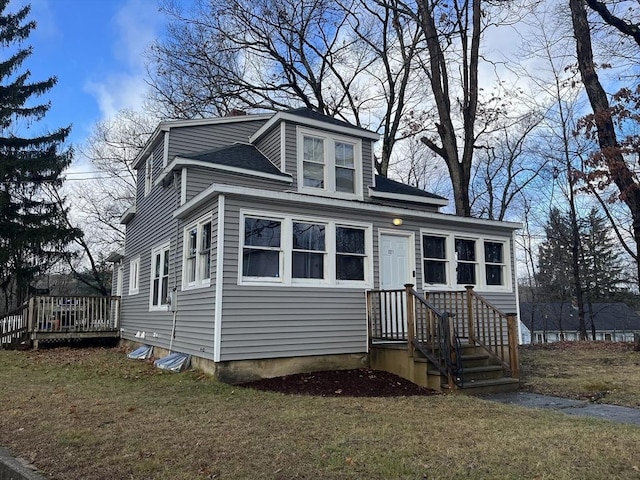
[
  {"xmin": 27, "ymin": 297, "xmax": 35, "ymax": 333},
  {"xmin": 404, "ymin": 284, "xmax": 415, "ymax": 357},
  {"xmin": 465, "ymin": 285, "xmax": 475, "ymax": 344},
  {"xmin": 507, "ymin": 313, "xmax": 520, "ymax": 379}
]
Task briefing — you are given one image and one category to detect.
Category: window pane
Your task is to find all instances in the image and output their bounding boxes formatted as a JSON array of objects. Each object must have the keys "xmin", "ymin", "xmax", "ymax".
[
  {"xmin": 154, "ymin": 254, "xmax": 160, "ymax": 279},
  {"xmin": 457, "ymin": 263, "xmax": 476, "ymax": 284},
  {"xmin": 455, "ymin": 239, "xmax": 475, "ymax": 261},
  {"xmin": 243, "ymin": 249, "xmax": 280, "ymax": 277},
  {"xmin": 303, "ymin": 136, "xmax": 324, "ymax": 163},
  {"xmin": 244, "ymin": 218, "xmax": 281, "ymax": 247},
  {"xmin": 188, "ymin": 228, "xmax": 197, "ymax": 256},
  {"xmin": 336, "ymin": 227, "xmax": 364, "ymax": 254},
  {"xmin": 337, "ymin": 255, "xmax": 364, "ymax": 280},
  {"xmin": 425, "ymin": 260, "xmax": 446, "ymax": 284},
  {"xmin": 201, "ymin": 223, "xmax": 212, "ymax": 251},
  {"xmin": 423, "ymin": 236, "xmax": 445, "ymax": 259},
  {"xmin": 292, "ymin": 252, "xmax": 324, "ymax": 279},
  {"xmin": 293, "ymin": 223, "xmax": 325, "ymax": 251},
  {"xmin": 486, "ymin": 265, "xmax": 503, "ymax": 285},
  {"xmin": 187, "ymin": 257, "xmax": 196, "ymax": 283},
  {"xmin": 152, "ymin": 279, "xmax": 159, "ymax": 305},
  {"xmin": 335, "ymin": 142, "xmax": 354, "ymax": 167},
  {"xmin": 484, "ymin": 241, "xmax": 503, "ymax": 264},
  {"xmin": 335, "ymin": 166, "xmax": 354, "ymax": 193},
  {"xmin": 303, "ymin": 162, "xmax": 324, "ymax": 188},
  {"xmin": 161, "ymin": 277, "xmax": 168, "ymax": 304}
]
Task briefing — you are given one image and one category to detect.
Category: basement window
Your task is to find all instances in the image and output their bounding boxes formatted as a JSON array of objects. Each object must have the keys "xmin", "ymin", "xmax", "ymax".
[
  {"xmin": 154, "ymin": 352, "xmax": 190, "ymax": 372},
  {"xmin": 127, "ymin": 345, "xmax": 153, "ymax": 360}
]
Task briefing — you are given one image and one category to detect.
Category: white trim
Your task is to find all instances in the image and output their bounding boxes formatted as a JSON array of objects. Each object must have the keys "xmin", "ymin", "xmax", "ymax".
[
  {"xmin": 419, "ymin": 229, "xmax": 513, "ymax": 293},
  {"xmin": 238, "ymin": 209, "xmax": 373, "ymax": 288},
  {"xmin": 144, "ymin": 155, "xmax": 153, "ymax": 196},
  {"xmin": 149, "ymin": 241, "xmax": 171, "ymax": 311},
  {"xmin": 128, "ymin": 256, "xmax": 140, "ymax": 295},
  {"xmin": 368, "ymin": 187, "xmax": 449, "ymax": 207},
  {"xmin": 250, "ymin": 111, "xmax": 380, "ymax": 143},
  {"xmin": 181, "ymin": 212, "xmax": 213, "ymax": 291},
  {"xmin": 173, "ymin": 183, "xmax": 522, "ymax": 232},
  {"xmin": 116, "ymin": 265, "xmax": 124, "ymax": 296},
  {"xmin": 180, "ymin": 168, "xmax": 187, "ymax": 205},
  {"xmin": 378, "ymin": 229, "xmax": 416, "ymax": 289},
  {"xmin": 120, "ymin": 205, "xmax": 136, "ymax": 224},
  {"xmin": 513, "ymin": 230, "xmax": 523, "ymax": 344},
  {"xmin": 280, "ymin": 122, "xmax": 287, "ymax": 173},
  {"xmin": 157, "ymin": 157, "xmax": 292, "ymax": 186},
  {"xmin": 296, "ymin": 126, "xmax": 363, "ymax": 200},
  {"xmin": 162, "ymin": 131, "xmax": 170, "ymax": 167},
  {"xmin": 213, "ymin": 195, "xmax": 225, "ymax": 362},
  {"xmin": 132, "ymin": 114, "xmax": 273, "ymax": 169}
]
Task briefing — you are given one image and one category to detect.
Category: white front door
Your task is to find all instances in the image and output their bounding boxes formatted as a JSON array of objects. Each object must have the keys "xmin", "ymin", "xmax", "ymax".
[{"xmin": 379, "ymin": 233, "xmax": 413, "ymax": 338}]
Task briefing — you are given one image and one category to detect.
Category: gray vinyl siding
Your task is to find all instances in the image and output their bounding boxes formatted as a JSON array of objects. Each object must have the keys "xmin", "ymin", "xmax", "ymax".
[
  {"xmin": 254, "ymin": 127, "xmax": 282, "ymax": 169},
  {"xmin": 281, "ymin": 122, "xmax": 375, "ymax": 196},
  {"xmin": 120, "ymin": 174, "xmax": 218, "ymax": 360},
  {"xmin": 218, "ymin": 194, "xmax": 519, "ymax": 361},
  {"xmin": 185, "ymin": 167, "xmax": 290, "ymax": 203},
  {"xmin": 167, "ymin": 119, "xmax": 267, "ymax": 160},
  {"xmin": 219, "ymin": 196, "xmax": 377, "ymax": 361}
]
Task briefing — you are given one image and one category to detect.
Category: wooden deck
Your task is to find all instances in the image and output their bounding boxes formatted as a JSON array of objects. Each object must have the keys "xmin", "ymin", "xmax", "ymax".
[{"xmin": 0, "ymin": 295, "xmax": 121, "ymax": 349}]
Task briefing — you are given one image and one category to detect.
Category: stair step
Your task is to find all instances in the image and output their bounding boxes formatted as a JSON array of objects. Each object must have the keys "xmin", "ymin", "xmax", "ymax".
[
  {"xmin": 445, "ymin": 377, "xmax": 520, "ymax": 395},
  {"xmin": 428, "ymin": 364, "xmax": 504, "ymax": 379}
]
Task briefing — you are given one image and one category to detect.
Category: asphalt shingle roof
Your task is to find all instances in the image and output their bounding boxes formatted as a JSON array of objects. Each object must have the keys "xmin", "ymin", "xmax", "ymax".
[
  {"xmin": 181, "ymin": 143, "xmax": 288, "ymax": 178},
  {"xmin": 371, "ymin": 175, "xmax": 447, "ymax": 201},
  {"xmin": 285, "ymin": 107, "xmax": 375, "ymax": 133}
]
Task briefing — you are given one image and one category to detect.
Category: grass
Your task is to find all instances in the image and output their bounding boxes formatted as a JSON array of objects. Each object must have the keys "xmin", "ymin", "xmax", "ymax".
[
  {"xmin": 0, "ymin": 345, "xmax": 639, "ymax": 479},
  {"xmin": 519, "ymin": 341, "xmax": 640, "ymax": 407}
]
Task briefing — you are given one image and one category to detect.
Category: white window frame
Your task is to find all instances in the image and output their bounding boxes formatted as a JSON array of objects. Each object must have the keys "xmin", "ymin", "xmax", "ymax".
[
  {"xmin": 420, "ymin": 230, "xmax": 511, "ymax": 293},
  {"xmin": 144, "ymin": 155, "xmax": 153, "ymax": 196},
  {"xmin": 149, "ymin": 241, "xmax": 170, "ymax": 311},
  {"xmin": 116, "ymin": 265, "xmax": 124, "ymax": 296},
  {"xmin": 128, "ymin": 256, "xmax": 140, "ymax": 295},
  {"xmin": 296, "ymin": 126, "xmax": 362, "ymax": 200},
  {"xmin": 238, "ymin": 210, "xmax": 372, "ymax": 288},
  {"xmin": 182, "ymin": 214, "xmax": 212, "ymax": 290},
  {"xmin": 422, "ymin": 234, "xmax": 449, "ymax": 286}
]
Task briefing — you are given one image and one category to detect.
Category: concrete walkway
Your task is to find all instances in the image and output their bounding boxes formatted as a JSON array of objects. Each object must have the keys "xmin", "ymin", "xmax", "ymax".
[{"xmin": 482, "ymin": 392, "xmax": 640, "ymax": 426}]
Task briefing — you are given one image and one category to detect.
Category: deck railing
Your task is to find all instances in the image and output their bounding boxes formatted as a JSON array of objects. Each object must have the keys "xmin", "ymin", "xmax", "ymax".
[
  {"xmin": 27, "ymin": 296, "xmax": 121, "ymax": 333},
  {"xmin": 425, "ymin": 287, "xmax": 519, "ymax": 378},
  {"xmin": 367, "ymin": 285, "xmax": 519, "ymax": 380},
  {"xmin": 0, "ymin": 303, "xmax": 28, "ymax": 348}
]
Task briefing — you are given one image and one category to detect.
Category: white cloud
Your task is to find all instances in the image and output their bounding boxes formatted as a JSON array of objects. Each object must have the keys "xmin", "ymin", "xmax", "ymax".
[{"xmin": 85, "ymin": 0, "xmax": 163, "ymax": 119}]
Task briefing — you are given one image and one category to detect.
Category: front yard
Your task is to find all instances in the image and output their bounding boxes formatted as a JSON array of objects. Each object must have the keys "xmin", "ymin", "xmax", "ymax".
[{"xmin": 0, "ymin": 344, "xmax": 639, "ymax": 479}]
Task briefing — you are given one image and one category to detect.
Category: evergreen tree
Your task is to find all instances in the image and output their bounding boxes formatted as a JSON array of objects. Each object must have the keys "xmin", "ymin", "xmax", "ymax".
[{"xmin": 0, "ymin": 1, "xmax": 80, "ymax": 310}]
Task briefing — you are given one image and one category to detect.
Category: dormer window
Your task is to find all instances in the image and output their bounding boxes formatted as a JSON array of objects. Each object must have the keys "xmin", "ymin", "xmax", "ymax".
[{"xmin": 297, "ymin": 127, "xmax": 362, "ymax": 199}]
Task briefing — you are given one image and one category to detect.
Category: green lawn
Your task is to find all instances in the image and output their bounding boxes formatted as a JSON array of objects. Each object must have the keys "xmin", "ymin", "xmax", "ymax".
[{"xmin": 0, "ymin": 345, "xmax": 639, "ymax": 479}]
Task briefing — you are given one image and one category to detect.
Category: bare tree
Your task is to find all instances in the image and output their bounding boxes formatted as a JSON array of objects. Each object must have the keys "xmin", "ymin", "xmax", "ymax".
[{"xmin": 147, "ymin": 0, "xmax": 429, "ymax": 176}]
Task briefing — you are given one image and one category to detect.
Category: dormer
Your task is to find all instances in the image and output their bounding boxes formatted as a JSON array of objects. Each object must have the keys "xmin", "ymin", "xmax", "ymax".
[{"xmin": 250, "ymin": 108, "xmax": 379, "ymax": 201}]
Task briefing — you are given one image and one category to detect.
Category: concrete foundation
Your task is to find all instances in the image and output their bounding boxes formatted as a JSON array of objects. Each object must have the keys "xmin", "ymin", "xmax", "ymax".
[{"xmin": 120, "ymin": 339, "xmax": 368, "ymax": 384}]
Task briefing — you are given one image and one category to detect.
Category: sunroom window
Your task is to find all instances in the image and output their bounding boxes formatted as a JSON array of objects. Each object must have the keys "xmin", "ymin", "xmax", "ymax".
[
  {"xmin": 455, "ymin": 238, "xmax": 476, "ymax": 285},
  {"xmin": 484, "ymin": 241, "xmax": 504, "ymax": 286},
  {"xmin": 242, "ymin": 217, "xmax": 282, "ymax": 279},
  {"xmin": 292, "ymin": 222, "xmax": 325, "ymax": 279},
  {"xmin": 336, "ymin": 226, "xmax": 365, "ymax": 281},
  {"xmin": 423, "ymin": 235, "xmax": 447, "ymax": 285}
]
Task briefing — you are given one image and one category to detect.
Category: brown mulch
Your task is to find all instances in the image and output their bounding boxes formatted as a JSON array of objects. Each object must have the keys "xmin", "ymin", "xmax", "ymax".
[{"xmin": 239, "ymin": 368, "xmax": 438, "ymax": 397}]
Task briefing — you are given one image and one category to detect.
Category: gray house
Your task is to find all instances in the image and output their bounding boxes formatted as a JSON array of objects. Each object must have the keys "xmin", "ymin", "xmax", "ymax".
[
  {"xmin": 112, "ymin": 108, "xmax": 521, "ymax": 385},
  {"xmin": 520, "ymin": 302, "xmax": 640, "ymax": 343}
]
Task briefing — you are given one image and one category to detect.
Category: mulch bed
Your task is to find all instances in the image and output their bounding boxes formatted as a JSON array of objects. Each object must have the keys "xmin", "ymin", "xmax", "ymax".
[{"xmin": 240, "ymin": 368, "xmax": 438, "ymax": 397}]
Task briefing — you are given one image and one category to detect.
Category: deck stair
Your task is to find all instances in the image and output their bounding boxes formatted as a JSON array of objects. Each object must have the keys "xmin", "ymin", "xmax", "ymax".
[{"xmin": 367, "ymin": 284, "xmax": 520, "ymax": 395}]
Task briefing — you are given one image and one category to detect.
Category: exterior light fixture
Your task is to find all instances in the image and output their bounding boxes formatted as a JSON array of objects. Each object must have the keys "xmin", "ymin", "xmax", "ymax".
[{"xmin": 392, "ymin": 218, "xmax": 403, "ymax": 226}]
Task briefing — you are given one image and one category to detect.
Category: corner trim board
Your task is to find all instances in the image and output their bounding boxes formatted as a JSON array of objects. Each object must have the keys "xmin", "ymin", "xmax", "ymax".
[{"xmin": 213, "ymin": 194, "xmax": 225, "ymax": 362}]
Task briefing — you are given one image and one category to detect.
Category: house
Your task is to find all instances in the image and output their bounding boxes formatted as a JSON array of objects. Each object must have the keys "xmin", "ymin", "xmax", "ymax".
[
  {"xmin": 520, "ymin": 302, "xmax": 640, "ymax": 343},
  {"xmin": 110, "ymin": 108, "xmax": 522, "ymax": 389}
]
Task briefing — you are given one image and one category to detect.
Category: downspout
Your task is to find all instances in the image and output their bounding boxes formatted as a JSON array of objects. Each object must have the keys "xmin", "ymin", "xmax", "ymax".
[{"xmin": 169, "ymin": 170, "xmax": 181, "ymax": 353}]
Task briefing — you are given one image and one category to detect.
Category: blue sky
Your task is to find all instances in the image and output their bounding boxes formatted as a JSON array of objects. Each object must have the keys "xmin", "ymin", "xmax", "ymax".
[{"xmin": 12, "ymin": 0, "xmax": 164, "ymax": 148}]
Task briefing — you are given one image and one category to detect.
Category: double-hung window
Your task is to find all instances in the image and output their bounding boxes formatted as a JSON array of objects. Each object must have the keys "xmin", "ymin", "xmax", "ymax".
[
  {"xmin": 240, "ymin": 212, "xmax": 370, "ymax": 286},
  {"xmin": 183, "ymin": 217, "xmax": 212, "ymax": 289},
  {"xmin": 144, "ymin": 156, "xmax": 153, "ymax": 195},
  {"xmin": 455, "ymin": 238, "xmax": 477, "ymax": 285},
  {"xmin": 423, "ymin": 235, "xmax": 447, "ymax": 285},
  {"xmin": 292, "ymin": 222, "xmax": 326, "ymax": 280},
  {"xmin": 129, "ymin": 256, "xmax": 140, "ymax": 295},
  {"xmin": 298, "ymin": 128, "xmax": 361, "ymax": 199},
  {"xmin": 336, "ymin": 226, "xmax": 365, "ymax": 281},
  {"xmin": 150, "ymin": 242, "xmax": 170, "ymax": 309},
  {"xmin": 243, "ymin": 217, "xmax": 282, "ymax": 279},
  {"xmin": 421, "ymin": 232, "xmax": 510, "ymax": 291}
]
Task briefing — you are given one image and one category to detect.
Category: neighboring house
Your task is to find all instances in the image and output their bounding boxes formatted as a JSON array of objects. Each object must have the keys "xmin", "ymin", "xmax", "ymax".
[
  {"xmin": 110, "ymin": 108, "xmax": 521, "ymax": 383},
  {"xmin": 520, "ymin": 302, "xmax": 640, "ymax": 343}
]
